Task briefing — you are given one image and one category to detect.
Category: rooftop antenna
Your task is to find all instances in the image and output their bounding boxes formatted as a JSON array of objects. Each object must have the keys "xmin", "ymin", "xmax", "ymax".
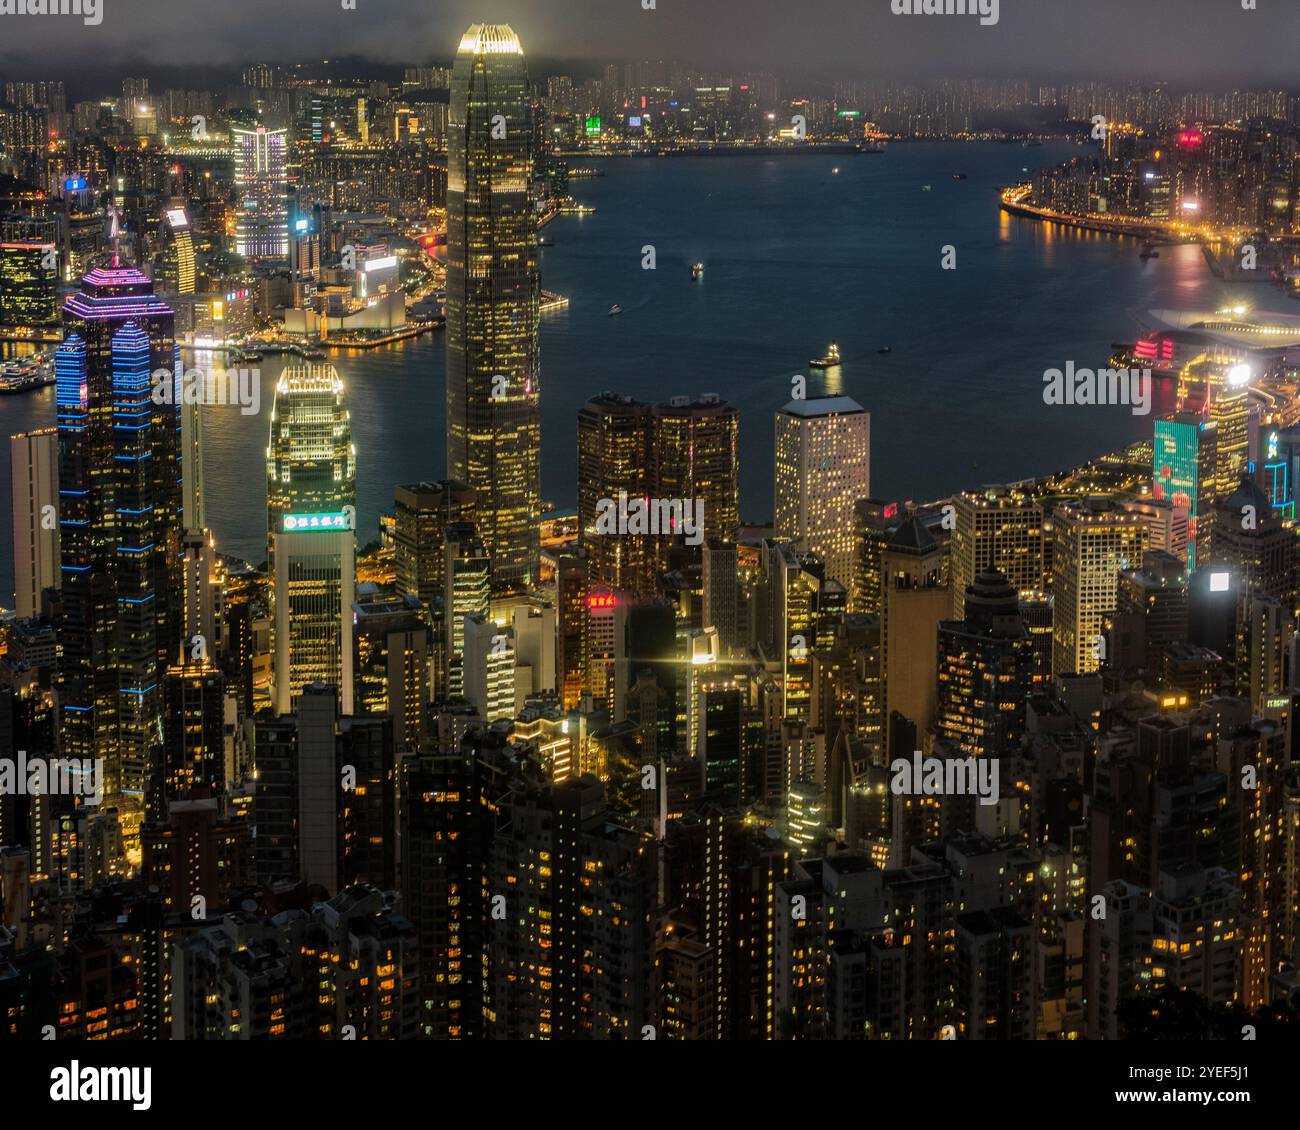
[{"xmin": 106, "ymin": 200, "xmax": 122, "ymax": 267}]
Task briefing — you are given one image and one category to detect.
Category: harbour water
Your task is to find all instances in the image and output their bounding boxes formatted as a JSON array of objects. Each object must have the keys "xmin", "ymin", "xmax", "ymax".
[{"xmin": 0, "ymin": 140, "xmax": 1249, "ymax": 604}]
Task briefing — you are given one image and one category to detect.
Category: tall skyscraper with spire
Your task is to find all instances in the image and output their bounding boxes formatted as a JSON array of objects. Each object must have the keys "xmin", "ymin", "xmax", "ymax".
[
  {"xmin": 445, "ymin": 23, "xmax": 541, "ymax": 595},
  {"xmin": 56, "ymin": 266, "xmax": 182, "ymax": 827}
]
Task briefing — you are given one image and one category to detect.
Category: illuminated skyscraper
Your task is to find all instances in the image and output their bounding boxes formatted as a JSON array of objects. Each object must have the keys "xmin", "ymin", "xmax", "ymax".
[
  {"xmin": 446, "ymin": 24, "xmax": 540, "ymax": 594},
  {"xmin": 272, "ymin": 519, "xmax": 355, "ymax": 715},
  {"xmin": 1207, "ymin": 389, "xmax": 1252, "ymax": 508},
  {"xmin": 1051, "ymin": 500, "xmax": 1149, "ymax": 676},
  {"xmin": 949, "ymin": 486, "xmax": 1046, "ymax": 618},
  {"xmin": 1153, "ymin": 411, "xmax": 1217, "ymax": 569},
  {"xmin": 652, "ymin": 394, "xmax": 739, "ymax": 559},
  {"xmin": 393, "ymin": 480, "xmax": 477, "ymax": 609},
  {"xmin": 774, "ymin": 396, "xmax": 870, "ymax": 604},
  {"xmin": 266, "ymin": 362, "xmax": 356, "ymax": 567},
  {"xmin": 56, "ymin": 267, "xmax": 182, "ymax": 822},
  {"xmin": 578, "ymin": 393, "xmax": 653, "ymax": 591},
  {"xmin": 232, "ymin": 124, "xmax": 289, "ymax": 260},
  {"xmin": 161, "ymin": 203, "xmax": 196, "ymax": 295},
  {"xmin": 936, "ymin": 569, "xmax": 1034, "ymax": 759},
  {"xmin": 9, "ymin": 428, "xmax": 59, "ymax": 619},
  {"xmin": 444, "ymin": 524, "xmax": 491, "ymax": 700},
  {"xmin": 0, "ymin": 217, "xmax": 59, "ymax": 327}
]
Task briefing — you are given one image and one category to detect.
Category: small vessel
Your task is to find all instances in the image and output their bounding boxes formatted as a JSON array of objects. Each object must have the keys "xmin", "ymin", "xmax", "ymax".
[
  {"xmin": 922, "ymin": 184, "xmax": 932, "ymax": 192},
  {"xmin": 0, "ymin": 355, "xmax": 55, "ymax": 393},
  {"xmin": 241, "ymin": 350, "xmax": 262, "ymax": 363},
  {"xmin": 832, "ymin": 167, "xmax": 840, "ymax": 175},
  {"xmin": 608, "ymin": 304, "xmax": 622, "ymax": 316},
  {"xmin": 539, "ymin": 236, "xmax": 555, "ymax": 247},
  {"xmin": 690, "ymin": 262, "xmax": 704, "ymax": 281},
  {"xmin": 877, "ymin": 346, "xmax": 892, "ymax": 355},
  {"xmin": 953, "ymin": 173, "xmax": 968, "ymax": 181},
  {"xmin": 1140, "ymin": 243, "xmax": 1159, "ymax": 260},
  {"xmin": 303, "ymin": 347, "xmax": 327, "ymax": 360},
  {"xmin": 809, "ymin": 341, "xmax": 841, "ymax": 368}
]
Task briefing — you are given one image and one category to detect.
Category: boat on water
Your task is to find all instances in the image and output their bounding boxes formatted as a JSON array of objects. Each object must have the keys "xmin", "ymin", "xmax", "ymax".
[
  {"xmin": 877, "ymin": 346, "xmax": 892, "ymax": 355},
  {"xmin": 1140, "ymin": 243, "xmax": 1160, "ymax": 260},
  {"xmin": 608, "ymin": 304, "xmax": 622, "ymax": 316},
  {"xmin": 690, "ymin": 262, "xmax": 704, "ymax": 281},
  {"xmin": 922, "ymin": 184, "xmax": 932, "ymax": 192},
  {"xmin": 952, "ymin": 173, "xmax": 968, "ymax": 181},
  {"xmin": 241, "ymin": 350, "xmax": 262, "ymax": 363},
  {"xmin": 809, "ymin": 341, "xmax": 841, "ymax": 368},
  {"xmin": 303, "ymin": 348, "xmax": 328, "ymax": 360},
  {"xmin": 0, "ymin": 356, "xmax": 55, "ymax": 393},
  {"xmin": 539, "ymin": 237, "xmax": 555, "ymax": 247}
]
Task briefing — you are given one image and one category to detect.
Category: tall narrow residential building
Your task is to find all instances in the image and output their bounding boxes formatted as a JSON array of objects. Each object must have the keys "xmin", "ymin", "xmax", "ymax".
[
  {"xmin": 10, "ymin": 428, "xmax": 59, "ymax": 618},
  {"xmin": 445, "ymin": 24, "xmax": 540, "ymax": 594},
  {"xmin": 56, "ymin": 267, "xmax": 182, "ymax": 818},
  {"xmin": 774, "ymin": 396, "xmax": 870, "ymax": 607}
]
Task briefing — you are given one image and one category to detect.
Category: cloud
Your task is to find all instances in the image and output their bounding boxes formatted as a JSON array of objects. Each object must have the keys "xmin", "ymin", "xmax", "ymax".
[{"xmin": 0, "ymin": 0, "xmax": 1296, "ymax": 83}]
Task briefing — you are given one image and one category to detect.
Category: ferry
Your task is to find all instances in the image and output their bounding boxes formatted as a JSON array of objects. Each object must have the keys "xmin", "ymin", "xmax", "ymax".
[
  {"xmin": 690, "ymin": 262, "xmax": 705, "ymax": 281},
  {"xmin": 0, "ymin": 354, "xmax": 55, "ymax": 394},
  {"xmin": 809, "ymin": 341, "xmax": 841, "ymax": 368},
  {"xmin": 608, "ymin": 304, "xmax": 622, "ymax": 316},
  {"xmin": 303, "ymin": 347, "xmax": 328, "ymax": 360}
]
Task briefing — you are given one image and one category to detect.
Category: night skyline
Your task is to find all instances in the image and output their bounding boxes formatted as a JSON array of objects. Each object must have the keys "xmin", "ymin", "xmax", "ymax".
[{"xmin": 0, "ymin": 0, "xmax": 1296, "ymax": 1089}]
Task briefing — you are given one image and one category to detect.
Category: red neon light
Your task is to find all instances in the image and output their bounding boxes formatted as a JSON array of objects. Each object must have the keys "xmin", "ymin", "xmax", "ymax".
[{"xmin": 587, "ymin": 595, "xmax": 616, "ymax": 610}]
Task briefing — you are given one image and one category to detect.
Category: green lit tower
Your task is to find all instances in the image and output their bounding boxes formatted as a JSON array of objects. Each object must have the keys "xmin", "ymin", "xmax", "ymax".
[
  {"xmin": 446, "ymin": 23, "xmax": 540, "ymax": 595},
  {"xmin": 266, "ymin": 360, "xmax": 356, "ymax": 564}
]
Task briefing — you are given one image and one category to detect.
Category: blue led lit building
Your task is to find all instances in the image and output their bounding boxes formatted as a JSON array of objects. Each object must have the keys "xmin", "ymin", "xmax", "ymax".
[{"xmin": 56, "ymin": 267, "xmax": 181, "ymax": 830}]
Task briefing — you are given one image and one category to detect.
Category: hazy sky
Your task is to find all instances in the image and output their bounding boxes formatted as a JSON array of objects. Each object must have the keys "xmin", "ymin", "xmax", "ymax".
[{"xmin": 0, "ymin": 0, "xmax": 1296, "ymax": 87}]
